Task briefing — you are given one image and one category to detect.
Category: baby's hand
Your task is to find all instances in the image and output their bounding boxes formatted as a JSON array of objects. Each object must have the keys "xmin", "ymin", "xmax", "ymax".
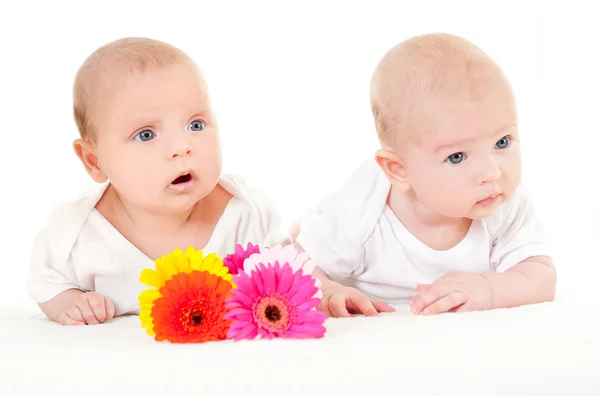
[
  {"xmin": 319, "ymin": 280, "xmax": 395, "ymax": 318},
  {"xmin": 409, "ymin": 272, "xmax": 493, "ymax": 315},
  {"xmin": 58, "ymin": 292, "xmax": 115, "ymax": 326}
]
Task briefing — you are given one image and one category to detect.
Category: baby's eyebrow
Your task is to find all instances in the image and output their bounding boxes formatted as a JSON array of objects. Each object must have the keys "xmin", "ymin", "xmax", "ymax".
[
  {"xmin": 433, "ymin": 123, "xmax": 517, "ymax": 152},
  {"xmin": 434, "ymin": 138, "xmax": 472, "ymax": 153}
]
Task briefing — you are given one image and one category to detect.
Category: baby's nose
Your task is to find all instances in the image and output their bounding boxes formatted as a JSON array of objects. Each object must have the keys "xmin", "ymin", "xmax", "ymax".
[
  {"xmin": 171, "ymin": 142, "xmax": 192, "ymax": 158},
  {"xmin": 479, "ymin": 166, "xmax": 502, "ymax": 184}
]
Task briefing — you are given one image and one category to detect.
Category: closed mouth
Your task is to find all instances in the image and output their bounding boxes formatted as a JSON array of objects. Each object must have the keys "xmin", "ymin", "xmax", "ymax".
[{"xmin": 477, "ymin": 193, "xmax": 500, "ymax": 204}]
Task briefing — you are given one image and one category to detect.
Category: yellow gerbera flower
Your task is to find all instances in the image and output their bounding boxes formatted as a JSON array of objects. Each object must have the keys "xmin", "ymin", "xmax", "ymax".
[
  {"xmin": 139, "ymin": 246, "xmax": 234, "ymax": 289},
  {"xmin": 138, "ymin": 246, "xmax": 234, "ymax": 337}
]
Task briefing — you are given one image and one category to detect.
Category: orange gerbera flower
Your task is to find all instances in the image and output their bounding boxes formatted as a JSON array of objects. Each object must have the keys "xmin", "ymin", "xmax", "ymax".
[
  {"xmin": 149, "ymin": 270, "xmax": 233, "ymax": 343},
  {"xmin": 138, "ymin": 247, "xmax": 234, "ymax": 343}
]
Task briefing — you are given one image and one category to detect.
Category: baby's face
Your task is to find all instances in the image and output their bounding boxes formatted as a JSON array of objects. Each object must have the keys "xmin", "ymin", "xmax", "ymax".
[
  {"xmin": 92, "ymin": 62, "xmax": 221, "ymax": 213},
  {"xmin": 402, "ymin": 94, "xmax": 521, "ymax": 220}
]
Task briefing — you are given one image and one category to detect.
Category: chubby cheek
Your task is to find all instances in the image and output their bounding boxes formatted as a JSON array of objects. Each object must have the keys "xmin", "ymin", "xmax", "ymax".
[
  {"xmin": 431, "ymin": 177, "xmax": 472, "ymax": 215},
  {"xmin": 411, "ymin": 167, "xmax": 472, "ymax": 216},
  {"xmin": 194, "ymin": 136, "xmax": 222, "ymax": 189},
  {"xmin": 108, "ymin": 156, "xmax": 167, "ymax": 205},
  {"xmin": 500, "ymin": 155, "xmax": 522, "ymax": 197}
]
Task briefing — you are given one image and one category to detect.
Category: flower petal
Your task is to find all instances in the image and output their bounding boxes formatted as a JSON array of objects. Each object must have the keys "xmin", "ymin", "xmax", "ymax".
[
  {"xmin": 276, "ymin": 263, "xmax": 294, "ymax": 294},
  {"xmin": 251, "ymin": 268, "xmax": 265, "ymax": 295},
  {"xmin": 224, "ymin": 307, "xmax": 252, "ymax": 319},
  {"xmin": 156, "ymin": 253, "xmax": 178, "ymax": 281},
  {"xmin": 295, "ymin": 297, "xmax": 320, "ymax": 312},
  {"xmin": 235, "ymin": 324, "xmax": 259, "ymax": 340},
  {"xmin": 139, "ymin": 269, "xmax": 165, "ymax": 289},
  {"xmin": 138, "ymin": 288, "xmax": 162, "ymax": 303},
  {"xmin": 261, "ymin": 263, "xmax": 277, "ymax": 294},
  {"xmin": 199, "ymin": 253, "xmax": 218, "ymax": 272},
  {"xmin": 296, "ymin": 308, "xmax": 328, "ymax": 325},
  {"xmin": 287, "ymin": 322, "xmax": 327, "ymax": 338},
  {"xmin": 226, "ymin": 290, "xmax": 253, "ymax": 308},
  {"xmin": 188, "ymin": 249, "xmax": 205, "ymax": 271},
  {"xmin": 290, "ymin": 280, "xmax": 318, "ymax": 305}
]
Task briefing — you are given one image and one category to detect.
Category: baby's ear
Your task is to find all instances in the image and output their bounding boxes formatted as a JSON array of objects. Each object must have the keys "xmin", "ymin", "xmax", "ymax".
[
  {"xmin": 73, "ymin": 139, "xmax": 107, "ymax": 183},
  {"xmin": 375, "ymin": 149, "xmax": 411, "ymax": 192}
]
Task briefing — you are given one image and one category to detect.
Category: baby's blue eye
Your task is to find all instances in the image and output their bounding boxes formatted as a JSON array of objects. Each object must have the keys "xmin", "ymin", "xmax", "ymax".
[
  {"xmin": 188, "ymin": 120, "xmax": 205, "ymax": 132},
  {"xmin": 446, "ymin": 152, "xmax": 464, "ymax": 164},
  {"xmin": 496, "ymin": 135, "xmax": 510, "ymax": 149},
  {"xmin": 135, "ymin": 129, "xmax": 156, "ymax": 142}
]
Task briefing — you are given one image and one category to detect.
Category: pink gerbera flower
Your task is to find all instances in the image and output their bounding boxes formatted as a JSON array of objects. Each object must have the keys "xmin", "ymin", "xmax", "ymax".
[
  {"xmin": 223, "ymin": 242, "xmax": 260, "ymax": 275},
  {"xmin": 224, "ymin": 245, "xmax": 327, "ymax": 341},
  {"xmin": 243, "ymin": 244, "xmax": 322, "ymax": 298}
]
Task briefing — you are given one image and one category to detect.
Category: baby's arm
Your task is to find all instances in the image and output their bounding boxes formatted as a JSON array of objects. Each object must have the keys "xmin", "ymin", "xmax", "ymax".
[
  {"xmin": 291, "ymin": 223, "xmax": 394, "ymax": 318},
  {"xmin": 482, "ymin": 255, "xmax": 556, "ymax": 309},
  {"xmin": 27, "ymin": 220, "xmax": 115, "ymax": 326},
  {"xmin": 409, "ymin": 257, "xmax": 555, "ymax": 315},
  {"xmin": 411, "ymin": 190, "xmax": 556, "ymax": 315}
]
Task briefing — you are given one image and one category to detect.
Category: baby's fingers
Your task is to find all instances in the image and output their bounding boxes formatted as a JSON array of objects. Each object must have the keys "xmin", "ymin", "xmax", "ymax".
[
  {"xmin": 59, "ymin": 307, "xmax": 85, "ymax": 326},
  {"xmin": 328, "ymin": 294, "xmax": 351, "ymax": 318},
  {"xmin": 410, "ymin": 284, "xmax": 450, "ymax": 314},
  {"xmin": 422, "ymin": 292, "xmax": 467, "ymax": 315},
  {"xmin": 104, "ymin": 297, "xmax": 115, "ymax": 321},
  {"xmin": 76, "ymin": 298, "xmax": 99, "ymax": 325},
  {"xmin": 317, "ymin": 295, "xmax": 333, "ymax": 317},
  {"xmin": 87, "ymin": 296, "xmax": 107, "ymax": 322},
  {"xmin": 371, "ymin": 299, "xmax": 395, "ymax": 313},
  {"xmin": 347, "ymin": 289, "xmax": 378, "ymax": 317}
]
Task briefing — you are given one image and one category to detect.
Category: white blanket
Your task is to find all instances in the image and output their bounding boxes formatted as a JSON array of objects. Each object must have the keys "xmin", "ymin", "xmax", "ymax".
[{"xmin": 1, "ymin": 286, "xmax": 598, "ymax": 396}]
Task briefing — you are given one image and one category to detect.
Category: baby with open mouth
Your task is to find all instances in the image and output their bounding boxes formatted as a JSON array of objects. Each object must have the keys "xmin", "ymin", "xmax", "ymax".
[{"xmin": 26, "ymin": 37, "xmax": 290, "ymax": 326}]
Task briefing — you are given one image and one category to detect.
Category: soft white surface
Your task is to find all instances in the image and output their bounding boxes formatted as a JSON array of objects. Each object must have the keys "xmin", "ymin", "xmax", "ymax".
[{"xmin": 1, "ymin": 285, "xmax": 598, "ymax": 396}]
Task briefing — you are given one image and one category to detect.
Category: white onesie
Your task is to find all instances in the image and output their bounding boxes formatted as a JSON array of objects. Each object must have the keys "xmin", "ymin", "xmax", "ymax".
[
  {"xmin": 296, "ymin": 159, "xmax": 553, "ymax": 303},
  {"xmin": 26, "ymin": 174, "xmax": 290, "ymax": 316}
]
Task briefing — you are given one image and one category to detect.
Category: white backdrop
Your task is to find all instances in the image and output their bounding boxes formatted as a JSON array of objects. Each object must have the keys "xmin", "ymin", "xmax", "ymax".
[{"xmin": 0, "ymin": 0, "xmax": 598, "ymax": 309}]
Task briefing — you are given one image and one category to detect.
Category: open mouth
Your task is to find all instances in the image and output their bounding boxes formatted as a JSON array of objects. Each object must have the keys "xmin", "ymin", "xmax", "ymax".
[{"xmin": 171, "ymin": 173, "xmax": 192, "ymax": 185}]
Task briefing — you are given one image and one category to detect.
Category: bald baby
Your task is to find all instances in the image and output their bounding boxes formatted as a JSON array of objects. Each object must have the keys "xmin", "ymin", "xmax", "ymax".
[
  {"xmin": 294, "ymin": 32, "xmax": 555, "ymax": 319},
  {"xmin": 29, "ymin": 36, "xmax": 295, "ymax": 327}
]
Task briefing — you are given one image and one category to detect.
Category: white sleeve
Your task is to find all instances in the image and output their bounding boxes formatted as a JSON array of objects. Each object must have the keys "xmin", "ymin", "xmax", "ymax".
[
  {"xmin": 295, "ymin": 195, "xmax": 364, "ymax": 279},
  {"xmin": 295, "ymin": 160, "xmax": 386, "ymax": 279},
  {"xmin": 26, "ymin": 222, "xmax": 82, "ymax": 304},
  {"xmin": 489, "ymin": 189, "xmax": 554, "ymax": 273}
]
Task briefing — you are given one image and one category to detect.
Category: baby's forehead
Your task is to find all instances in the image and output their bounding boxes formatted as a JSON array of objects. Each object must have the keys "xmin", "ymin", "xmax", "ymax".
[
  {"xmin": 370, "ymin": 33, "xmax": 514, "ymax": 149},
  {"xmin": 411, "ymin": 96, "xmax": 518, "ymax": 147},
  {"xmin": 75, "ymin": 38, "xmax": 202, "ymax": 99}
]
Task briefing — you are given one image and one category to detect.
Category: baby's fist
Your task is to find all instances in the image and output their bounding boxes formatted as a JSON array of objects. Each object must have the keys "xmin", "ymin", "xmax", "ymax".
[{"xmin": 58, "ymin": 292, "xmax": 115, "ymax": 326}]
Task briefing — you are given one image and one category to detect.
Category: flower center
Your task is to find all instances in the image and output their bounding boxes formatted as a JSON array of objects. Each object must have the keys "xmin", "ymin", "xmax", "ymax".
[
  {"xmin": 192, "ymin": 313, "xmax": 203, "ymax": 325},
  {"xmin": 264, "ymin": 305, "xmax": 281, "ymax": 322},
  {"xmin": 253, "ymin": 294, "xmax": 295, "ymax": 333}
]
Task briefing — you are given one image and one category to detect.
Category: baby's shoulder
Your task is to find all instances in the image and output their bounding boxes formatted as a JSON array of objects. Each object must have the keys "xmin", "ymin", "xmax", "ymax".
[
  {"xmin": 29, "ymin": 183, "xmax": 109, "ymax": 272},
  {"xmin": 43, "ymin": 183, "xmax": 108, "ymax": 229},
  {"xmin": 308, "ymin": 159, "xmax": 390, "ymax": 243},
  {"xmin": 218, "ymin": 173, "xmax": 274, "ymax": 214}
]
